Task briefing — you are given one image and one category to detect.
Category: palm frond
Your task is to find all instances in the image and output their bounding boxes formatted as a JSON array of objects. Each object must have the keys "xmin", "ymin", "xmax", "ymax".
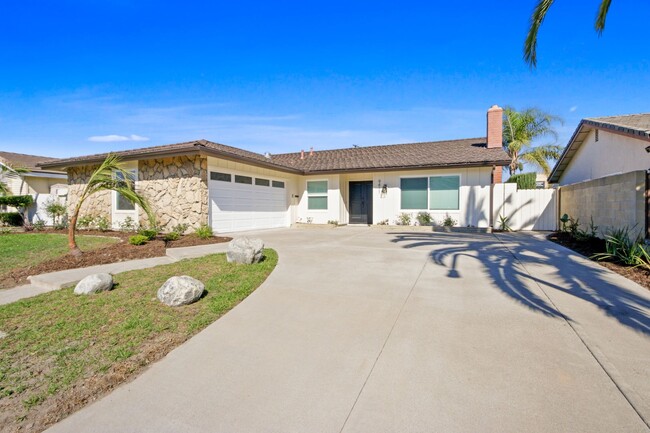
[
  {"xmin": 524, "ymin": 0, "xmax": 556, "ymax": 68},
  {"xmin": 595, "ymin": 0, "xmax": 612, "ymax": 34}
]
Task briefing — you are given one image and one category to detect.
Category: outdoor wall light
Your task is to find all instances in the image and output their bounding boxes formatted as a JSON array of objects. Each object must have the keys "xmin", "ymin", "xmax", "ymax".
[{"xmin": 381, "ymin": 184, "xmax": 388, "ymax": 194}]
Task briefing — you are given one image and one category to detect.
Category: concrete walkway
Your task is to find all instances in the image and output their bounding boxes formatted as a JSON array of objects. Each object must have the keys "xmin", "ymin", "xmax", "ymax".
[
  {"xmin": 0, "ymin": 243, "xmax": 229, "ymax": 306},
  {"xmin": 43, "ymin": 228, "xmax": 650, "ymax": 433}
]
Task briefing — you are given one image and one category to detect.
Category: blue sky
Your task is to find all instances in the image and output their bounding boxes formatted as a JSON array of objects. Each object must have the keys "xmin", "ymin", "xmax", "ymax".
[{"xmin": 0, "ymin": 1, "xmax": 648, "ymax": 161}]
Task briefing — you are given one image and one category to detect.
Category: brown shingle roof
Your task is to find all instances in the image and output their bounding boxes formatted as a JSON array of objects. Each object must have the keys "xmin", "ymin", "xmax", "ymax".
[
  {"xmin": 40, "ymin": 137, "xmax": 510, "ymax": 174},
  {"xmin": 271, "ymin": 138, "xmax": 510, "ymax": 173},
  {"xmin": 584, "ymin": 113, "xmax": 650, "ymax": 139},
  {"xmin": 0, "ymin": 151, "xmax": 65, "ymax": 174}
]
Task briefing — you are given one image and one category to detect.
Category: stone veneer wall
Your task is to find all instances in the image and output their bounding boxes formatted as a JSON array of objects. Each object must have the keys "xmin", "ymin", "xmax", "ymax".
[
  {"xmin": 138, "ymin": 155, "xmax": 208, "ymax": 232},
  {"xmin": 559, "ymin": 170, "xmax": 646, "ymax": 240},
  {"xmin": 67, "ymin": 165, "xmax": 112, "ymax": 223}
]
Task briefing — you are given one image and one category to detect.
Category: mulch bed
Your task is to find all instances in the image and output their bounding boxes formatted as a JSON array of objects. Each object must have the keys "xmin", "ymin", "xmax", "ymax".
[
  {"xmin": 548, "ymin": 232, "xmax": 650, "ymax": 290},
  {"xmin": 2, "ymin": 229, "xmax": 231, "ymax": 289}
]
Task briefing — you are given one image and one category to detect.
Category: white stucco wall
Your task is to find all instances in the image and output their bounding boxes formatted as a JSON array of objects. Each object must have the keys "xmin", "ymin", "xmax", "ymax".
[
  {"xmin": 560, "ymin": 129, "xmax": 650, "ymax": 185},
  {"xmin": 295, "ymin": 166, "xmax": 494, "ymax": 227}
]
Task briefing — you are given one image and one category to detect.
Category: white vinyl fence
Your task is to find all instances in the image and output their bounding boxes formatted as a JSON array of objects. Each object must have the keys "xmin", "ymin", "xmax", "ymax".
[{"xmin": 493, "ymin": 183, "xmax": 557, "ymax": 231}]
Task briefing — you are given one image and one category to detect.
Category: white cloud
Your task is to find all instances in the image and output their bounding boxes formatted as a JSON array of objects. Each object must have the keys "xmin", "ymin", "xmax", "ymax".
[
  {"xmin": 88, "ymin": 134, "xmax": 150, "ymax": 142},
  {"xmin": 569, "ymin": 106, "xmax": 578, "ymax": 112}
]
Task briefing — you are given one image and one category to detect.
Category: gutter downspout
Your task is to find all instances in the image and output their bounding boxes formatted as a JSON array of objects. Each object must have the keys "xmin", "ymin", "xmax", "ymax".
[{"xmin": 490, "ymin": 165, "xmax": 495, "ymax": 229}]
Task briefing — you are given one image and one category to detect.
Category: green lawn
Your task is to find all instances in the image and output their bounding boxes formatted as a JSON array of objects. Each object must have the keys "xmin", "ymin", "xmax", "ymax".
[
  {"xmin": 0, "ymin": 250, "xmax": 277, "ymax": 432},
  {"xmin": 0, "ymin": 233, "xmax": 118, "ymax": 273}
]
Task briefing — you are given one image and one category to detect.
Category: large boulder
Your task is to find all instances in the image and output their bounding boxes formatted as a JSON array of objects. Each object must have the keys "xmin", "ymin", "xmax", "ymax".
[
  {"xmin": 157, "ymin": 276, "xmax": 205, "ymax": 307},
  {"xmin": 74, "ymin": 273, "xmax": 113, "ymax": 295},
  {"xmin": 226, "ymin": 237, "xmax": 264, "ymax": 264}
]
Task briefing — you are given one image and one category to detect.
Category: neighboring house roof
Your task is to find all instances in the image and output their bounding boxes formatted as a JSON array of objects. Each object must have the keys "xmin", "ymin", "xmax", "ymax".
[
  {"xmin": 0, "ymin": 151, "xmax": 65, "ymax": 175},
  {"xmin": 40, "ymin": 137, "xmax": 510, "ymax": 174},
  {"xmin": 548, "ymin": 113, "xmax": 650, "ymax": 183}
]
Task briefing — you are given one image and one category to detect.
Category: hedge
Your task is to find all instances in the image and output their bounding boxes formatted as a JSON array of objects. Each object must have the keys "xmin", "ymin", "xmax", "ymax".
[
  {"xmin": 507, "ymin": 172, "xmax": 537, "ymax": 190},
  {"xmin": 0, "ymin": 195, "xmax": 34, "ymax": 207},
  {"xmin": 0, "ymin": 212, "xmax": 22, "ymax": 226}
]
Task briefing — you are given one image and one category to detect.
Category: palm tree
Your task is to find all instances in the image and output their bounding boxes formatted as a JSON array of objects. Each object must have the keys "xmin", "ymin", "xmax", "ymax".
[
  {"xmin": 503, "ymin": 107, "xmax": 563, "ymax": 176},
  {"xmin": 68, "ymin": 154, "xmax": 153, "ymax": 255},
  {"xmin": 0, "ymin": 163, "xmax": 29, "ymax": 196},
  {"xmin": 524, "ymin": 0, "xmax": 612, "ymax": 67}
]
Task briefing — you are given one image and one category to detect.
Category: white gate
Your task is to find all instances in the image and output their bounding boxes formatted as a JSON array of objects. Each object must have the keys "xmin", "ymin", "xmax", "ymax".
[{"xmin": 493, "ymin": 183, "xmax": 557, "ymax": 231}]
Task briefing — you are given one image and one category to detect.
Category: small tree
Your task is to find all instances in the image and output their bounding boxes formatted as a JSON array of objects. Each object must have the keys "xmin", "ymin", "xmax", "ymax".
[{"xmin": 68, "ymin": 155, "xmax": 153, "ymax": 255}]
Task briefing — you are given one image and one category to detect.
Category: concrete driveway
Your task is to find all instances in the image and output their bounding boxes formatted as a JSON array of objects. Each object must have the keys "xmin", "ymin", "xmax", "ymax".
[{"xmin": 47, "ymin": 228, "xmax": 650, "ymax": 433}]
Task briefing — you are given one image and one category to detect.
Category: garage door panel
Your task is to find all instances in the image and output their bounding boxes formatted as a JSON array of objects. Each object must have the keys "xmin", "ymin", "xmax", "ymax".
[{"xmin": 209, "ymin": 175, "xmax": 289, "ymax": 233}]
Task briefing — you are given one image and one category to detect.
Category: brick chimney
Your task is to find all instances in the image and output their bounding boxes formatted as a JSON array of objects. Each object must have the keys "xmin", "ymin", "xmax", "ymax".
[{"xmin": 486, "ymin": 105, "xmax": 503, "ymax": 149}]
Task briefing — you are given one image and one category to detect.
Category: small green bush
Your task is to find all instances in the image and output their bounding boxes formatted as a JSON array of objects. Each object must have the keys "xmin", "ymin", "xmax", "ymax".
[
  {"xmin": 163, "ymin": 231, "xmax": 180, "ymax": 241},
  {"xmin": 416, "ymin": 212, "xmax": 432, "ymax": 226},
  {"xmin": 507, "ymin": 172, "xmax": 537, "ymax": 190},
  {"xmin": 442, "ymin": 214, "xmax": 457, "ymax": 227},
  {"xmin": 119, "ymin": 216, "xmax": 137, "ymax": 232},
  {"xmin": 138, "ymin": 228, "xmax": 158, "ymax": 240},
  {"xmin": 396, "ymin": 213, "xmax": 412, "ymax": 226},
  {"xmin": 77, "ymin": 215, "xmax": 95, "ymax": 230},
  {"xmin": 129, "ymin": 235, "xmax": 149, "ymax": 246},
  {"xmin": 171, "ymin": 223, "xmax": 189, "ymax": 235},
  {"xmin": 0, "ymin": 212, "xmax": 22, "ymax": 226},
  {"xmin": 96, "ymin": 215, "xmax": 110, "ymax": 231},
  {"xmin": 33, "ymin": 218, "xmax": 46, "ymax": 231},
  {"xmin": 0, "ymin": 195, "xmax": 33, "ymax": 208},
  {"xmin": 44, "ymin": 200, "xmax": 67, "ymax": 225},
  {"xmin": 195, "ymin": 224, "xmax": 213, "ymax": 239}
]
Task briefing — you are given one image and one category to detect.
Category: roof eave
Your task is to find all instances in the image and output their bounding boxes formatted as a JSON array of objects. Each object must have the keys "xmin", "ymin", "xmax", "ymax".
[{"xmin": 302, "ymin": 160, "xmax": 511, "ymax": 175}]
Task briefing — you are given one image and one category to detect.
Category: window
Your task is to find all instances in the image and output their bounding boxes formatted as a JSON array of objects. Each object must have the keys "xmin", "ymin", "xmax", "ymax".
[
  {"xmin": 400, "ymin": 175, "xmax": 460, "ymax": 210},
  {"xmin": 429, "ymin": 176, "xmax": 460, "ymax": 210},
  {"xmin": 235, "ymin": 175, "xmax": 252, "ymax": 185},
  {"xmin": 115, "ymin": 170, "xmax": 136, "ymax": 211},
  {"xmin": 255, "ymin": 178, "xmax": 270, "ymax": 187},
  {"xmin": 272, "ymin": 180, "xmax": 285, "ymax": 188},
  {"xmin": 400, "ymin": 177, "xmax": 428, "ymax": 209},
  {"xmin": 210, "ymin": 171, "xmax": 231, "ymax": 182},
  {"xmin": 307, "ymin": 180, "xmax": 328, "ymax": 210}
]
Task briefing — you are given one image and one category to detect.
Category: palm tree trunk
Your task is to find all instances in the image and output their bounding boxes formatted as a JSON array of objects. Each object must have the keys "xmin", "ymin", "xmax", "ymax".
[{"xmin": 68, "ymin": 198, "xmax": 84, "ymax": 256}]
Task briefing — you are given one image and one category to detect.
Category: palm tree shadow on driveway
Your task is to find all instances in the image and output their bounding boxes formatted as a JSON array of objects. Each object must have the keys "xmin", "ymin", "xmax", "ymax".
[{"xmin": 389, "ymin": 232, "xmax": 650, "ymax": 336}]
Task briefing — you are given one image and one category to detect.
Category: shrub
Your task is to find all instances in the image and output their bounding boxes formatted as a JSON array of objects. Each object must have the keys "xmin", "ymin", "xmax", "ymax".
[
  {"xmin": 163, "ymin": 231, "xmax": 180, "ymax": 241},
  {"xmin": 129, "ymin": 234, "xmax": 149, "ymax": 246},
  {"xmin": 442, "ymin": 214, "xmax": 457, "ymax": 227},
  {"xmin": 0, "ymin": 212, "xmax": 22, "ymax": 226},
  {"xmin": 171, "ymin": 223, "xmax": 189, "ymax": 235},
  {"xmin": 507, "ymin": 172, "xmax": 537, "ymax": 190},
  {"xmin": 195, "ymin": 224, "xmax": 213, "ymax": 239},
  {"xmin": 327, "ymin": 220, "xmax": 339, "ymax": 226},
  {"xmin": 77, "ymin": 215, "xmax": 95, "ymax": 230},
  {"xmin": 498, "ymin": 215, "xmax": 512, "ymax": 232},
  {"xmin": 44, "ymin": 200, "xmax": 67, "ymax": 226},
  {"xmin": 54, "ymin": 216, "xmax": 68, "ymax": 230},
  {"xmin": 96, "ymin": 215, "xmax": 110, "ymax": 232},
  {"xmin": 138, "ymin": 228, "xmax": 158, "ymax": 240},
  {"xmin": 33, "ymin": 218, "xmax": 46, "ymax": 231},
  {"xmin": 0, "ymin": 195, "xmax": 33, "ymax": 208},
  {"xmin": 416, "ymin": 212, "xmax": 432, "ymax": 226},
  {"xmin": 119, "ymin": 216, "xmax": 137, "ymax": 232},
  {"xmin": 396, "ymin": 213, "xmax": 412, "ymax": 226},
  {"xmin": 592, "ymin": 227, "xmax": 650, "ymax": 269},
  {"xmin": 376, "ymin": 219, "xmax": 389, "ymax": 225}
]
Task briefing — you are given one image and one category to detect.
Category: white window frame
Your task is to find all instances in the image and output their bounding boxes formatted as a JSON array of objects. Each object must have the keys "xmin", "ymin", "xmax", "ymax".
[
  {"xmin": 399, "ymin": 173, "xmax": 461, "ymax": 211},
  {"xmin": 306, "ymin": 179, "xmax": 328, "ymax": 211},
  {"xmin": 113, "ymin": 169, "xmax": 138, "ymax": 212}
]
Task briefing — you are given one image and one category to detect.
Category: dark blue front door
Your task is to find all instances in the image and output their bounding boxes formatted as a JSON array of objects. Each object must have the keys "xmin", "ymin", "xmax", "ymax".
[{"xmin": 349, "ymin": 181, "xmax": 373, "ymax": 224}]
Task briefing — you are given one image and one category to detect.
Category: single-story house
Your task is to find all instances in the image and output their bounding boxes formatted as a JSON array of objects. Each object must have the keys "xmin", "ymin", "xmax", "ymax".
[
  {"xmin": 549, "ymin": 113, "xmax": 650, "ymax": 185},
  {"xmin": 0, "ymin": 151, "xmax": 68, "ymax": 223},
  {"xmin": 39, "ymin": 105, "xmax": 510, "ymax": 233},
  {"xmin": 548, "ymin": 113, "xmax": 650, "ymax": 239}
]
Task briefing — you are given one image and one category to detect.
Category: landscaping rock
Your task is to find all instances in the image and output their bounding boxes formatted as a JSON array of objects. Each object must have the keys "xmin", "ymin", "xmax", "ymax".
[
  {"xmin": 226, "ymin": 237, "xmax": 264, "ymax": 264},
  {"xmin": 0, "ymin": 331, "xmax": 7, "ymax": 339},
  {"xmin": 74, "ymin": 273, "xmax": 113, "ymax": 295},
  {"xmin": 157, "ymin": 276, "xmax": 205, "ymax": 307}
]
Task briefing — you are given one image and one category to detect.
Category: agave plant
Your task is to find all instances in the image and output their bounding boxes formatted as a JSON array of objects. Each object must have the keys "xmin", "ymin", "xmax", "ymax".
[{"xmin": 68, "ymin": 154, "xmax": 153, "ymax": 255}]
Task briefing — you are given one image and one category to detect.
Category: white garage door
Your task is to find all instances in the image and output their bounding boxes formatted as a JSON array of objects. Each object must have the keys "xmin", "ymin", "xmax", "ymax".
[{"xmin": 209, "ymin": 170, "xmax": 289, "ymax": 233}]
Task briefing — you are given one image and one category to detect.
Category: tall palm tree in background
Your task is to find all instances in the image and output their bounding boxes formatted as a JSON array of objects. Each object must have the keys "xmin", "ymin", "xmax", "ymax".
[
  {"xmin": 503, "ymin": 107, "xmax": 563, "ymax": 176},
  {"xmin": 524, "ymin": 0, "xmax": 612, "ymax": 67},
  {"xmin": 68, "ymin": 154, "xmax": 153, "ymax": 255}
]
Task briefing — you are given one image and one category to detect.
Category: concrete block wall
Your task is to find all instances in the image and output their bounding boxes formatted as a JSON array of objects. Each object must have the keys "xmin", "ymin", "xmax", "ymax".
[{"xmin": 559, "ymin": 170, "xmax": 646, "ymax": 239}]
